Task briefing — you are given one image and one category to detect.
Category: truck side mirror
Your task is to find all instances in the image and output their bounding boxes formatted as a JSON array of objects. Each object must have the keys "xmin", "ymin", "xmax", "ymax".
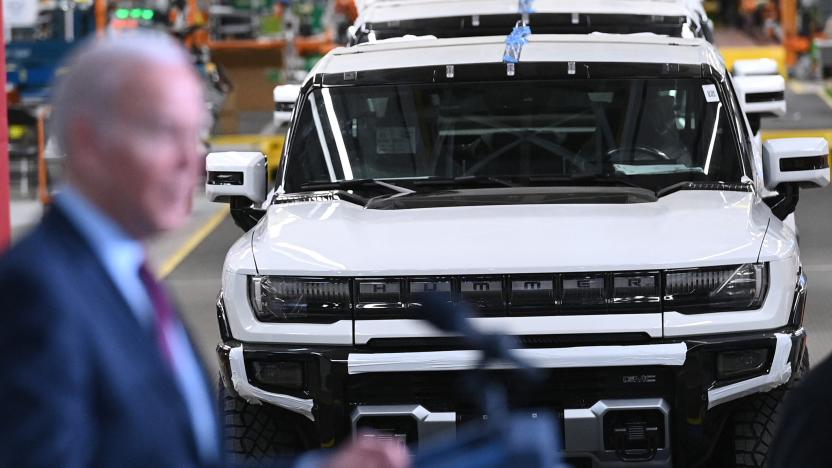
[
  {"xmin": 763, "ymin": 138, "xmax": 830, "ymax": 190},
  {"xmin": 733, "ymin": 75, "xmax": 786, "ymax": 135},
  {"xmin": 206, "ymin": 151, "xmax": 268, "ymax": 231},
  {"xmin": 763, "ymin": 138, "xmax": 830, "ymax": 220}
]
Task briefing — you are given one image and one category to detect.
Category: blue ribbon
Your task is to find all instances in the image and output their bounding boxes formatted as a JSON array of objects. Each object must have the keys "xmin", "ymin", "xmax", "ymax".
[{"xmin": 503, "ymin": 24, "xmax": 531, "ymax": 64}]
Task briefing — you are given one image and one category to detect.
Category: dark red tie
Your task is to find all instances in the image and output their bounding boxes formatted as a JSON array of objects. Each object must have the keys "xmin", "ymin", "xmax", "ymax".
[{"xmin": 138, "ymin": 262, "xmax": 176, "ymax": 368}]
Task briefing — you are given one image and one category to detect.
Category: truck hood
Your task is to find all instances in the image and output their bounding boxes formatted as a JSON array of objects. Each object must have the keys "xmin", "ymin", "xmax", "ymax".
[{"xmin": 250, "ymin": 190, "xmax": 771, "ymax": 275}]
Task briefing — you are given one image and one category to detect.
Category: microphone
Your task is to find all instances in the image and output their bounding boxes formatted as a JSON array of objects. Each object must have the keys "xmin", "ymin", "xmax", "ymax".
[{"xmin": 418, "ymin": 294, "xmax": 541, "ymax": 380}]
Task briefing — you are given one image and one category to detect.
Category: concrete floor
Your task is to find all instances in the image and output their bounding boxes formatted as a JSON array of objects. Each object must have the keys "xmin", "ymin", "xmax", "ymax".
[
  {"xmin": 765, "ymin": 83, "xmax": 832, "ymax": 131},
  {"xmin": 166, "ymin": 217, "xmax": 238, "ymax": 374}
]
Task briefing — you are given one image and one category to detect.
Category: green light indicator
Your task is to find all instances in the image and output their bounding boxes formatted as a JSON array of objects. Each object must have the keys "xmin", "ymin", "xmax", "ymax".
[
  {"xmin": 115, "ymin": 8, "xmax": 129, "ymax": 19},
  {"xmin": 141, "ymin": 9, "xmax": 154, "ymax": 20},
  {"xmin": 130, "ymin": 8, "xmax": 142, "ymax": 18}
]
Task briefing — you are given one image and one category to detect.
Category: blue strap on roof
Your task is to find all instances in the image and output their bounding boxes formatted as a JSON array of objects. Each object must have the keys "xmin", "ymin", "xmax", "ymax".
[
  {"xmin": 503, "ymin": 23, "xmax": 531, "ymax": 64},
  {"xmin": 502, "ymin": 0, "xmax": 534, "ymax": 64}
]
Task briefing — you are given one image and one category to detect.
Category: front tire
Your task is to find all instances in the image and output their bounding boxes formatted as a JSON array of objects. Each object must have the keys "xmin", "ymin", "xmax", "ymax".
[
  {"xmin": 720, "ymin": 348, "xmax": 809, "ymax": 467},
  {"xmin": 220, "ymin": 380, "xmax": 306, "ymax": 461}
]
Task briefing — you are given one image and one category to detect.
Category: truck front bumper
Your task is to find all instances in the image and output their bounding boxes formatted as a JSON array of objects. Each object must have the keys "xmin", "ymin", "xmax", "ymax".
[{"xmin": 217, "ymin": 327, "xmax": 807, "ymax": 467}]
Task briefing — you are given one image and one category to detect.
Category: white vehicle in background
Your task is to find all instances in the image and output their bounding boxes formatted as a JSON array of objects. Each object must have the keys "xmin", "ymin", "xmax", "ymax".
[
  {"xmin": 732, "ymin": 57, "xmax": 786, "ymax": 136},
  {"xmin": 350, "ymin": 0, "xmax": 713, "ymax": 45},
  {"xmin": 271, "ymin": 0, "xmax": 717, "ymax": 125},
  {"xmin": 208, "ymin": 33, "xmax": 829, "ymax": 467},
  {"xmin": 273, "ymin": 83, "xmax": 302, "ymax": 128},
  {"xmin": 730, "ymin": 57, "xmax": 795, "ymax": 232},
  {"xmin": 349, "ymin": 0, "xmax": 783, "ymax": 147},
  {"xmin": 278, "ymin": 0, "xmax": 783, "ymax": 153}
]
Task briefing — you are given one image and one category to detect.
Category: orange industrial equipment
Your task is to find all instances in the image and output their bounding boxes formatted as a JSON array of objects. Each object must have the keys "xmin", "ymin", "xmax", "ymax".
[
  {"xmin": 208, "ymin": 38, "xmax": 287, "ymax": 51},
  {"xmin": 740, "ymin": 0, "xmax": 758, "ymax": 14},
  {"xmin": 36, "ymin": 108, "xmax": 51, "ymax": 206},
  {"xmin": 295, "ymin": 29, "xmax": 337, "ymax": 56},
  {"xmin": 336, "ymin": 0, "xmax": 358, "ymax": 22},
  {"xmin": 96, "ymin": 0, "xmax": 108, "ymax": 35},
  {"xmin": 779, "ymin": 0, "xmax": 812, "ymax": 66},
  {"xmin": 739, "ymin": 0, "xmax": 814, "ymax": 66},
  {"xmin": 186, "ymin": 0, "xmax": 209, "ymax": 46},
  {"xmin": 96, "ymin": 0, "xmax": 208, "ymax": 47}
]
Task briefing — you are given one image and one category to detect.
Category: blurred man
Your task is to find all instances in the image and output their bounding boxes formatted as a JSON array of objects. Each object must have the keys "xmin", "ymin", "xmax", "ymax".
[
  {"xmin": 770, "ymin": 355, "xmax": 832, "ymax": 467},
  {"xmin": 0, "ymin": 32, "xmax": 409, "ymax": 468}
]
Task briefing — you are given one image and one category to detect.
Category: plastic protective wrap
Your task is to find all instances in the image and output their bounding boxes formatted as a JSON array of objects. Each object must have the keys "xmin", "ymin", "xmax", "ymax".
[
  {"xmin": 228, "ymin": 346, "xmax": 316, "ymax": 421},
  {"xmin": 707, "ymin": 333, "xmax": 794, "ymax": 409},
  {"xmin": 348, "ymin": 342, "xmax": 688, "ymax": 374}
]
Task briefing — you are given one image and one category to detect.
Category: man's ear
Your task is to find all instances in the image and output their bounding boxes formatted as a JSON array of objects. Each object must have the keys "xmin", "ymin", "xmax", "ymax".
[{"xmin": 66, "ymin": 118, "xmax": 105, "ymax": 171}]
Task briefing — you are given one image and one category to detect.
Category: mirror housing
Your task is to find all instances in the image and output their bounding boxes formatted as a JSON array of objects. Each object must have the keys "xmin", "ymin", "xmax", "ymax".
[
  {"xmin": 206, "ymin": 151, "xmax": 269, "ymax": 231},
  {"xmin": 206, "ymin": 151, "xmax": 267, "ymax": 204},
  {"xmin": 733, "ymin": 58, "xmax": 779, "ymax": 76},
  {"xmin": 733, "ymin": 75, "xmax": 786, "ymax": 134},
  {"xmin": 763, "ymin": 138, "xmax": 830, "ymax": 191},
  {"xmin": 273, "ymin": 84, "xmax": 301, "ymax": 127}
]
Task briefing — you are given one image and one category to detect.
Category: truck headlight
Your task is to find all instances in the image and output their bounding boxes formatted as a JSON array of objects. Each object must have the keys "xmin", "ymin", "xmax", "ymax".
[
  {"xmin": 248, "ymin": 276, "xmax": 351, "ymax": 323},
  {"xmin": 664, "ymin": 263, "xmax": 768, "ymax": 313}
]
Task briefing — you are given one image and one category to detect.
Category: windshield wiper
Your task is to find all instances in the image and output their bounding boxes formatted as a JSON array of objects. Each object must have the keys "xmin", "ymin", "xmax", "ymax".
[
  {"xmin": 300, "ymin": 178, "xmax": 414, "ymax": 194},
  {"xmin": 656, "ymin": 181, "xmax": 754, "ymax": 198},
  {"xmin": 412, "ymin": 175, "xmax": 519, "ymax": 188}
]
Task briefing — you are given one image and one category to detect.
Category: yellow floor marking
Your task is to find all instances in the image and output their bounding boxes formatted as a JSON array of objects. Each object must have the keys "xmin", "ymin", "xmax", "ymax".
[
  {"xmin": 762, "ymin": 129, "xmax": 832, "ymax": 140},
  {"xmin": 815, "ymin": 88, "xmax": 832, "ymax": 112},
  {"xmin": 786, "ymin": 80, "xmax": 832, "ymax": 112},
  {"xmin": 159, "ymin": 208, "xmax": 229, "ymax": 279},
  {"xmin": 788, "ymin": 80, "xmax": 807, "ymax": 94}
]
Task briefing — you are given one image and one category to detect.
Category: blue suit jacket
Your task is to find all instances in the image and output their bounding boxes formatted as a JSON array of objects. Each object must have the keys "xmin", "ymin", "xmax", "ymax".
[{"xmin": 0, "ymin": 204, "xmax": 222, "ymax": 468}]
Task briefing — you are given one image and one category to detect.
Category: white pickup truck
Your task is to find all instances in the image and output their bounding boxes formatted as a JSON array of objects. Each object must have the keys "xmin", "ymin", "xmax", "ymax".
[{"xmin": 208, "ymin": 33, "xmax": 829, "ymax": 467}]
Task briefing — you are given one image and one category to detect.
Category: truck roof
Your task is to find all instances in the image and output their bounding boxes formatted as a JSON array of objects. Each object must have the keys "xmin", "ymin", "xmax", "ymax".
[
  {"xmin": 310, "ymin": 33, "xmax": 724, "ymax": 79},
  {"xmin": 358, "ymin": 0, "xmax": 698, "ymax": 24}
]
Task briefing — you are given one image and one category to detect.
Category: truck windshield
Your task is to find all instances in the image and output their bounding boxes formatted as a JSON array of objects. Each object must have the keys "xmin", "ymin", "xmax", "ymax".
[{"xmin": 282, "ymin": 78, "xmax": 745, "ymax": 194}]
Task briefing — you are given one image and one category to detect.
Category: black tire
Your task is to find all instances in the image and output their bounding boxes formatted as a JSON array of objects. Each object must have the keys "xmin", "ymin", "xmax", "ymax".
[
  {"xmin": 220, "ymin": 380, "xmax": 306, "ymax": 461},
  {"xmin": 723, "ymin": 348, "xmax": 810, "ymax": 467}
]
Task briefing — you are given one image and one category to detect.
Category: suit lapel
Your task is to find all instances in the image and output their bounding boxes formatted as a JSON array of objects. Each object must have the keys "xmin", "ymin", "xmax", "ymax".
[{"xmin": 42, "ymin": 205, "xmax": 205, "ymax": 461}]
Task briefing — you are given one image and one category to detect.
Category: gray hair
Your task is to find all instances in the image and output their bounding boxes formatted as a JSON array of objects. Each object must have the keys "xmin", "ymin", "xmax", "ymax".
[{"xmin": 50, "ymin": 31, "xmax": 194, "ymax": 155}]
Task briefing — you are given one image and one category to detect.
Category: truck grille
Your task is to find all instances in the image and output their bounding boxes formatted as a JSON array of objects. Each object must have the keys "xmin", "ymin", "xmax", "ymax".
[
  {"xmin": 347, "ymin": 366, "xmax": 674, "ymax": 412},
  {"xmin": 362, "ymin": 333, "xmax": 652, "ymax": 351}
]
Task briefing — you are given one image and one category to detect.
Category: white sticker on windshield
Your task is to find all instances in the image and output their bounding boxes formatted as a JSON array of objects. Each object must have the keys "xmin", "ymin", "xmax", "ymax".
[{"xmin": 702, "ymin": 84, "xmax": 719, "ymax": 103}]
